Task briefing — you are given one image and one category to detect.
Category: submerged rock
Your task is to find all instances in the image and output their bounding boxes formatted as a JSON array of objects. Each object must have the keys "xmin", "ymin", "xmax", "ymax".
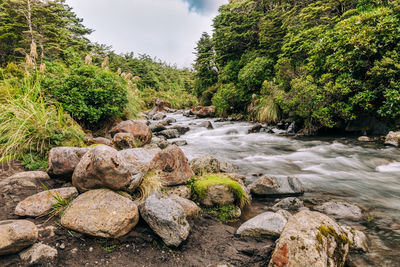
[
  {"xmin": 172, "ymin": 140, "xmax": 188, "ymax": 146},
  {"xmin": 139, "ymin": 192, "xmax": 190, "ymax": 247},
  {"xmin": 236, "ymin": 212, "xmax": 287, "ymax": 238},
  {"xmin": 315, "ymin": 201, "xmax": 362, "ymax": 220},
  {"xmin": 61, "ymin": 189, "xmax": 139, "ymax": 238},
  {"xmin": 0, "ymin": 220, "xmax": 38, "ymax": 255},
  {"xmin": 269, "ymin": 210, "xmax": 349, "ymax": 267},
  {"xmin": 47, "ymin": 147, "xmax": 89, "ymax": 179},
  {"xmin": 249, "ymin": 176, "xmax": 304, "ymax": 197},
  {"xmin": 19, "ymin": 243, "xmax": 58, "ymax": 265}
]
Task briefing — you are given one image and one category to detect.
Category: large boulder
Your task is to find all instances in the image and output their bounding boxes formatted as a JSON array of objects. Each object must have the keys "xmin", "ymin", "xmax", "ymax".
[
  {"xmin": 0, "ymin": 220, "xmax": 38, "ymax": 255},
  {"xmin": 190, "ymin": 155, "xmax": 221, "ymax": 175},
  {"xmin": 47, "ymin": 147, "xmax": 89, "ymax": 179},
  {"xmin": 61, "ymin": 189, "xmax": 139, "ymax": 238},
  {"xmin": 72, "ymin": 145, "xmax": 140, "ymax": 193},
  {"xmin": 149, "ymin": 145, "xmax": 194, "ymax": 186},
  {"xmin": 15, "ymin": 187, "xmax": 78, "ymax": 217},
  {"xmin": 269, "ymin": 210, "xmax": 349, "ymax": 267},
  {"xmin": 236, "ymin": 212, "xmax": 287, "ymax": 238},
  {"xmin": 109, "ymin": 120, "xmax": 152, "ymax": 145},
  {"xmin": 19, "ymin": 243, "xmax": 58, "ymax": 265},
  {"xmin": 384, "ymin": 131, "xmax": 400, "ymax": 147},
  {"xmin": 113, "ymin": 133, "xmax": 138, "ymax": 149},
  {"xmin": 249, "ymin": 176, "xmax": 304, "ymax": 197},
  {"xmin": 139, "ymin": 192, "xmax": 190, "ymax": 247},
  {"xmin": 314, "ymin": 201, "xmax": 362, "ymax": 220}
]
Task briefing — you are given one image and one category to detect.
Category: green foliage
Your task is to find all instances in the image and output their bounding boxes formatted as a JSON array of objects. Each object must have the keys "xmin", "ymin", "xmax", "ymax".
[
  {"xmin": 139, "ymin": 86, "xmax": 197, "ymax": 110},
  {"xmin": 212, "ymin": 83, "xmax": 244, "ymax": 116},
  {"xmin": 238, "ymin": 56, "xmax": 274, "ymax": 94}
]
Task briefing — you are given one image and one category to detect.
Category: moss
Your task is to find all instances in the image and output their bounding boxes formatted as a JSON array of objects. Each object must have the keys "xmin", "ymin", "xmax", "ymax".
[
  {"xmin": 316, "ymin": 232, "xmax": 323, "ymax": 244},
  {"xmin": 192, "ymin": 173, "xmax": 250, "ymax": 208},
  {"xmin": 290, "ymin": 236, "xmax": 296, "ymax": 241},
  {"xmin": 206, "ymin": 204, "xmax": 239, "ymax": 223},
  {"xmin": 318, "ymin": 225, "xmax": 350, "ymax": 244}
]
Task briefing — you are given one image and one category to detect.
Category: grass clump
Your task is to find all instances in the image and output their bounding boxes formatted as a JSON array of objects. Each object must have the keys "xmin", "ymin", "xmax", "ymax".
[
  {"xmin": 207, "ymin": 204, "xmax": 240, "ymax": 223},
  {"xmin": 137, "ymin": 170, "xmax": 164, "ymax": 200},
  {"xmin": 192, "ymin": 173, "xmax": 250, "ymax": 208}
]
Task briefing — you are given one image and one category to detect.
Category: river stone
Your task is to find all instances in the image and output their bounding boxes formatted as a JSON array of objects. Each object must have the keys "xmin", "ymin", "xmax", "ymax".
[
  {"xmin": 15, "ymin": 187, "xmax": 78, "ymax": 217},
  {"xmin": 171, "ymin": 125, "xmax": 190, "ymax": 135},
  {"xmin": 341, "ymin": 226, "xmax": 368, "ymax": 252},
  {"xmin": 72, "ymin": 145, "xmax": 138, "ymax": 193},
  {"xmin": 139, "ymin": 192, "xmax": 190, "ymax": 247},
  {"xmin": 269, "ymin": 210, "xmax": 349, "ymax": 267},
  {"xmin": 164, "ymin": 117, "xmax": 177, "ymax": 124},
  {"xmin": 149, "ymin": 145, "xmax": 194, "ymax": 186},
  {"xmin": 276, "ymin": 209, "xmax": 293, "ymax": 221},
  {"xmin": 157, "ymin": 129, "xmax": 180, "ymax": 139},
  {"xmin": 236, "ymin": 212, "xmax": 287, "ymax": 238},
  {"xmin": 201, "ymin": 184, "xmax": 235, "ymax": 207},
  {"xmin": 172, "ymin": 140, "xmax": 188, "ymax": 146},
  {"xmin": 19, "ymin": 243, "xmax": 58, "ymax": 265},
  {"xmin": 88, "ymin": 137, "xmax": 111, "ymax": 146},
  {"xmin": 220, "ymin": 161, "xmax": 238, "ymax": 173},
  {"xmin": 249, "ymin": 176, "xmax": 304, "ymax": 197},
  {"xmin": 113, "ymin": 133, "xmax": 138, "ymax": 149},
  {"xmin": 169, "ymin": 194, "xmax": 200, "ymax": 218},
  {"xmin": 109, "ymin": 120, "xmax": 152, "ymax": 145},
  {"xmin": 0, "ymin": 220, "xmax": 38, "ymax": 255},
  {"xmin": 61, "ymin": 189, "xmax": 139, "ymax": 238},
  {"xmin": 165, "ymin": 185, "xmax": 192, "ymax": 199},
  {"xmin": 248, "ymin": 124, "xmax": 263, "ymax": 134},
  {"xmin": 272, "ymin": 197, "xmax": 304, "ymax": 211},
  {"xmin": 150, "ymin": 123, "xmax": 166, "ymax": 133},
  {"xmin": 47, "ymin": 147, "xmax": 89, "ymax": 179},
  {"xmin": 314, "ymin": 201, "xmax": 362, "ymax": 220},
  {"xmin": 152, "ymin": 112, "xmax": 166, "ymax": 121},
  {"xmin": 384, "ymin": 131, "xmax": 400, "ymax": 146},
  {"xmin": 190, "ymin": 155, "xmax": 221, "ymax": 175}
]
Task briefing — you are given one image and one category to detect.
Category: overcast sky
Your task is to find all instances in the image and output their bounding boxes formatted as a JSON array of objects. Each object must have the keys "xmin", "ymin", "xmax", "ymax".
[{"xmin": 66, "ymin": 0, "xmax": 228, "ymax": 68}]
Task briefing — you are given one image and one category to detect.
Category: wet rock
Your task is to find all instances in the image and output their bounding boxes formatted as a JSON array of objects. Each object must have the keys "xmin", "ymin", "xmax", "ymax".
[
  {"xmin": 113, "ymin": 133, "xmax": 138, "ymax": 149},
  {"xmin": 199, "ymin": 121, "xmax": 214, "ymax": 129},
  {"xmin": 152, "ymin": 112, "xmax": 166, "ymax": 121},
  {"xmin": 191, "ymin": 106, "xmax": 216, "ymax": 118},
  {"xmin": 220, "ymin": 161, "xmax": 238, "ymax": 173},
  {"xmin": 164, "ymin": 117, "xmax": 177, "ymax": 124},
  {"xmin": 269, "ymin": 210, "xmax": 349, "ymax": 267},
  {"xmin": 149, "ymin": 145, "xmax": 194, "ymax": 186},
  {"xmin": 248, "ymin": 124, "xmax": 263, "ymax": 134},
  {"xmin": 385, "ymin": 131, "xmax": 400, "ymax": 147},
  {"xmin": 169, "ymin": 194, "xmax": 200, "ymax": 218},
  {"xmin": 0, "ymin": 220, "xmax": 38, "ymax": 255},
  {"xmin": 19, "ymin": 243, "xmax": 58, "ymax": 265},
  {"xmin": 150, "ymin": 123, "xmax": 166, "ymax": 133},
  {"xmin": 272, "ymin": 197, "xmax": 304, "ymax": 211},
  {"xmin": 171, "ymin": 125, "xmax": 190, "ymax": 135},
  {"xmin": 109, "ymin": 120, "xmax": 152, "ymax": 145},
  {"xmin": 236, "ymin": 212, "xmax": 287, "ymax": 238},
  {"xmin": 201, "ymin": 184, "xmax": 235, "ymax": 207},
  {"xmin": 172, "ymin": 140, "xmax": 188, "ymax": 146},
  {"xmin": 249, "ymin": 176, "xmax": 304, "ymax": 197},
  {"xmin": 358, "ymin": 136, "xmax": 373, "ymax": 142},
  {"xmin": 190, "ymin": 155, "xmax": 221, "ymax": 175},
  {"xmin": 156, "ymin": 129, "xmax": 180, "ymax": 139},
  {"xmin": 47, "ymin": 147, "xmax": 89, "ymax": 179},
  {"xmin": 315, "ymin": 201, "xmax": 362, "ymax": 220},
  {"xmin": 153, "ymin": 136, "xmax": 170, "ymax": 149},
  {"xmin": 164, "ymin": 185, "xmax": 191, "ymax": 199},
  {"xmin": 139, "ymin": 192, "xmax": 190, "ymax": 247},
  {"xmin": 88, "ymin": 137, "xmax": 111, "ymax": 146},
  {"xmin": 287, "ymin": 122, "xmax": 297, "ymax": 134},
  {"xmin": 342, "ymin": 226, "xmax": 368, "ymax": 252},
  {"xmin": 15, "ymin": 187, "xmax": 78, "ymax": 217},
  {"xmin": 72, "ymin": 145, "xmax": 138, "ymax": 193},
  {"xmin": 276, "ymin": 209, "xmax": 293, "ymax": 221},
  {"xmin": 61, "ymin": 189, "xmax": 139, "ymax": 238}
]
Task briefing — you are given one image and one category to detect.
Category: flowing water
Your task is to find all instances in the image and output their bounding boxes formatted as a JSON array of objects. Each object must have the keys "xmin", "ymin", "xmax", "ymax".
[{"xmin": 168, "ymin": 113, "xmax": 400, "ymax": 266}]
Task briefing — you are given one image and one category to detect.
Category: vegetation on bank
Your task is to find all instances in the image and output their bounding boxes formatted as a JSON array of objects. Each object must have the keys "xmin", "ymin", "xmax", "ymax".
[{"xmin": 193, "ymin": 0, "xmax": 400, "ymax": 133}]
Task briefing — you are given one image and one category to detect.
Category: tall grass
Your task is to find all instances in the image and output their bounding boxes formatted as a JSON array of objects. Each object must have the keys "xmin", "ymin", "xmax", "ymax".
[
  {"xmin": 255, "ymin": 96, "xmax": 280, "ymax": 124},
  {"xmin": 0, "ymin": 73, "xmax": 85, "ymax": 169}
]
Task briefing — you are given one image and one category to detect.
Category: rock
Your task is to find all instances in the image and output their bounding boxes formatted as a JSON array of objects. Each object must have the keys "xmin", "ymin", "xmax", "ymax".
[
  {"xmin": 109, "ymin": 120, "xmax": 152, "ymax": 145},
  {"xmin": 4, "ymin": 171, "xmax": 49, "ymax": 182},
  {"xmin": 19, "ymin": 243, "xmax": 58, "ymax": 265},
  {"xmin": 164, "ymin": 117, "xmax": 177, "ymax": 124},
  {"xmin": 269, "ymin": 210, "xmax": 349, "ymax": 267},
  {"xmin": 150, "ymin": 123, "xmax": 166, "ymax": 133},
  {"xmin": 345, "ymin": 116, "xmax": 389, "ymax": 135},
  {"xmin": 152, "ymin": 112, "xmax": 166, "ymax": 121},
  {"xmin": 15, "ymin": 187, "xmax": 78, "ymax": 217},
  {"xmin": 249, "ymin": 176, "xmax": 304, "ymax": 197},
  {"xmin": 199, "ymin": 121, "xmax": 214, "ymax": 129},
  {"xmin": 220, "ymin": 161, "xmax": 238, "ymax": 173},
  {"xmin": 385, "ymin": 131, "xmax": 400, "ymax": 147},
  {"xmin": 276, "ymin": 209, "xmax": 293, "ymax": 221},
  {"xmin": 61, "ymin": 189, "xmax": 139, "ymax": 238},
  {"xmin": 287, "ymin": 122, "xmax": 297, "ymax": 134},
  {"xmin": 139, "ymin": 192, "xmax": 190, "ymax": 247},
  {"xmin": 156, "ymin": 129, "xmax": 180, "ymax": 139},
  {"xmin": 47, "ymin": 147, "xmax": 89, "ymax": 179},
  {"xmin": 315, "ymin": 201, "xmax": 362, "ymax": 220},
  {"xmin": 190, "ymin": 155, "xmax": 221, "ymax": 175},
  {"xmin": 236, "ymin": 212, "xmax": 287, "ymax": 238},
  {"xmin": 149, "ymin": 145, "xmax": 194, "ymax": 186},
  {"xmin": 169, "ymin": 194, "xmax": 200, "ymax": 218},
  {"xmin": 248, "ymin": 124, "xmax": 263, "ymax": 134},
  {"xmin": 113, "ymin": 133, "xmax": 138, "ymax": 149},
  {"xmin": 164, "ymin": 185, "xmax": 192, "ymax": 199},
  {"xmin": 171, "ymin": 125, "xmax": 190, "ymax": 135},
  {"xmin": 201, "ymin": 184, "xmax": 235, "ymax": 207},
  {"xmin": 191, "ymin": 106, "xmax": 216, "ymax": 118},
  {"xmin": 341, "ymin": 226, "xmax": 368, "ymax": 252},
  {"xmin": 88, "ymin": 137, "xmax": 111, "ymax": 146},
  {"xmin": 152, "ymin": 136, "xmax": 170, "ymax": 149},
  {"xmin": 151, "ymin": 98, "xmax": 172, "ymax": 113},
  {"xmin": 358, "ymin": 136, "xmax": 373, "ymax": 142},
  {"xmin": 272, "ymin": 197, "xmax": 304, "ymax": 211},
  {"xmin": 72, "ymin": 145, "xmax": 138, "ymax": 193},
  {"xmin": 172, "ymin": 140, "xmax": 188, "ymax": 146},
  {"xmin": 0, "ymin": 220, "xmax": 38, "ymax": 255}
]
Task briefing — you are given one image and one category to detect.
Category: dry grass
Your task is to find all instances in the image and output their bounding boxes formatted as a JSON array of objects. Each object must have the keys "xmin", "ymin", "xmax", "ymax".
[{"xmin": 137, "ymin": 170, "xmax": 164, "ymax": 200}]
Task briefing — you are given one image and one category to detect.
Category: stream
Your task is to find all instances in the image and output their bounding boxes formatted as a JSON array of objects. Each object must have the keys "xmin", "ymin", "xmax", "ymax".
[{"xmin": 168, "ymin": 113, "xmax": 400, "ymax": 266}]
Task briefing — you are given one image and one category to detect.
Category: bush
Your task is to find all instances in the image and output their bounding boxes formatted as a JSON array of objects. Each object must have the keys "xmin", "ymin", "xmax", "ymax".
[
  {"xmin": 139, "ymin": 87, "xmax": 198, "ymax": 110},
  {"xmin": 212, "ymin": 83, "xmax": 245, "ymax": 116},
  {"xmin": 238, "ymin": 57, "xmax": 274, "ymax": 94}
]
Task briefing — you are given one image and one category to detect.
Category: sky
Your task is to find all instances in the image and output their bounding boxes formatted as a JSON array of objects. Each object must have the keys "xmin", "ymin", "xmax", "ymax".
[{"xmin": 66, "ymin": 0, "xmax": 228, "ymax": 68}]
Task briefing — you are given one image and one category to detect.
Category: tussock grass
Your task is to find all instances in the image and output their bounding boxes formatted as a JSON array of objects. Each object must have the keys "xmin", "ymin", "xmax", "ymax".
[{"xmin": 137, "ymin": 170, "xmax": 164, "ymax": 200}]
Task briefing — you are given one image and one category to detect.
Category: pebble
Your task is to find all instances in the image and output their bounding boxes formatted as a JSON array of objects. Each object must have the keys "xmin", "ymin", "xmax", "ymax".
[
  {"xmin": 71, "ymin": 248, "xmax": 78, "ymax": 254},
  {"xmin": 60, "ymin": 243, "xmax": 65, "ymax": 249},
  {"xmin": 89, "ymin": 247, "xmax": 93, "ymax": 252}
]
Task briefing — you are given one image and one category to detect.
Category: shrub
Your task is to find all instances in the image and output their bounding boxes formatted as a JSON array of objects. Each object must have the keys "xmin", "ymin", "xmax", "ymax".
[
  {"xmin": 139, "ymin": 87, "xmax": 198, "ymax": 110},
  {"xmin": 212, "ymin": 83, "xmax": 245, "ymax": 116}
]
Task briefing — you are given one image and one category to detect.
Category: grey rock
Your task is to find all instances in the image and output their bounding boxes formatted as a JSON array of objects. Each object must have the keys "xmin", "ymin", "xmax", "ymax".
[
  {"xmin": 342, "ymin": 226, "xmax": 369, "ymax": 252},
  {"xmin": 156, "ymin": 129, "xmax": 180, "ymax": 139},
  {"xmin": 169, "ymin": 194, "xmax": 200, "ymax": 218},
  {"xmin": 276, "ymin": 209, "xmax": 293, "ymax": 221},
  {"xmin": 150, "ymin": 123, "xmax": 166, "ymax": 133},
  {"xmin": 47, "ymin": 147, "xmax": 89, "ymax": 179},
  {"xmin": 165, "ymin": 185, "xmax": 191, "ymax": 199},
  {"xmin": 171, "ymin": 125, "xmax": 190, "ymax": 135},
  {"xmin": 190, "ymin": 155, "xmax": 221, "ymax": 175},
  {"xmin": 19, "ymin": 243, "xmax": 58, "ymax": 265},
  {"xmin": 199, "ymin": 121, "xmax": 213, "ymax": 129},
  {"xmin": 272, "ymin": 197, "xmax": 304, "ymax": 211},
  {"xmin": 200, "ymin": 184, "xmax": 235, "ymax": 207},
  {"xmin": 152, "ymin": 112, "xmax": 166, "ymax": 121},
  {"xmin": 113, "ymin": 133, "xmax": 137, "ymax": 149},
  {"xmin": 172, "ymin": 140, "xmax": 188, "ymax": 146},
  {"xmin": 88, "ymin": 137, "xmax": 111, "ymax": 146},
  {"xmin": 164, "ymin": 117, "xmax": 177, "ymax": 124},
  {"xmin": 248, "ymin": 124, "xmax": 263, "ymax": 134},
  {"xmin": 249, "ymin": 176, "xmax": 304, "ymax": 197},
  {"xmin": 315, "ymin": 201, "xmax": 362, "ymax": 220},
  {"xmin": 236, "ymin": 212, "xmax": 287, "ymax": 238},
  {"xmin": 220, "ymin": 161, "xmax": 238, "ymax": 173},
  {"xmin": 0, "ymin": 220, "xmax": 38, "ymax": 255}
]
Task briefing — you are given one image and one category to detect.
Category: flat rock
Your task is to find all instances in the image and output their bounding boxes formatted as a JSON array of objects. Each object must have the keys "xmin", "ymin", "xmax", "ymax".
[
  {"xmin": 236, "ymin": 212, "xmax": 287, "ymax": 238},
  {"xmin": 190, "ymin": 155, "xmax": 221, "ymax": 175},
  {"xmin": 269, "ymin": 210, "xmax": 349, "ymax": 267},
  {"xmin": 19, "ymin": 243, "xmax": 58, "ymax": 265},
  {"xmin": 139, "ymin": 192, "xmax": 190, "ymax": 247},
  {"xmin": 47, "ymin": 147, "xmax": 89, "ymax": 179},
  {"xmin": 314, "ymin": 201, "xmax": 362, "ymax": 220},
  {"xmin": 61, "ymin": 189, "xmax": 139, "ymax": 238},
  {"xmin": 109, "ymin": 120, "xmax": 152, "ymax": 145},
  {"xmin": 0, "ymin": 220, "xmax": 38, "ymax": 255},
  {"xmin": 15, "ymin": 187, "xmax": 78, "ymax": 217},
  {"xmin": 249, "ymin": 176, "xmax": 304, "ymax": 197}
]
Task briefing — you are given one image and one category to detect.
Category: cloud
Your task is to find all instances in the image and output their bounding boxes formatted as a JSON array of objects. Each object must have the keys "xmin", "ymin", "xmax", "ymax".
[{"xmin": 182, "ymin": 0, "xmax": 222, "ymax": 14}]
